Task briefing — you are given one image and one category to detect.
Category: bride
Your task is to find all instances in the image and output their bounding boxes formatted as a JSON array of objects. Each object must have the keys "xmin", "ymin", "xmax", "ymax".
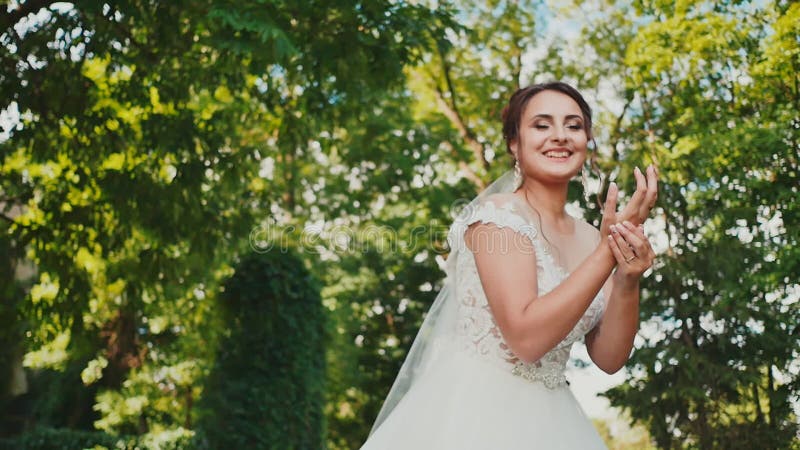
[{"xmin": 361, "ymin": 81, "xmax": 658, "ymax": 449}]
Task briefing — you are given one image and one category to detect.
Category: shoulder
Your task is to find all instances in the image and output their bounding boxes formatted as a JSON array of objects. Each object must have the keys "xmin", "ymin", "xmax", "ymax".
[
  {"xmin": 465, "ymin": 193, "xmax": 531, "ymax": 229},
  {"xmin": 472, "ymin": 193, "xmax": 532, "ymax": 221},
  {"xmin": 482, "ymin": 192, "xmax": 521, "ymax": 207},
  {"xmin": 462, "ymin": 194, "xmax": 537, "ymax": 247}
]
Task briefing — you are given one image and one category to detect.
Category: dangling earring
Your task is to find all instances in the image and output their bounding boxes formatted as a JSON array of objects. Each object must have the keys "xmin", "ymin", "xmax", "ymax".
[
  {"xmin": 583, "ymin": 138, "xmax": 598, "ymax": 207},
  {"xmin": 581, "ymin": 167, "xmax": 591, "ymax": 206},
  {"xmin": 513, "ymin": 159, "xmax": 523, "ymax": 190}
]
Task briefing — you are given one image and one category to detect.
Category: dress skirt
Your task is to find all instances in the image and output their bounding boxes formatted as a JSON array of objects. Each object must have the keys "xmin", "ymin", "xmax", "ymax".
[{"xmin": 362, "ymin": 350, "xmax": 607, "ymax": 450}]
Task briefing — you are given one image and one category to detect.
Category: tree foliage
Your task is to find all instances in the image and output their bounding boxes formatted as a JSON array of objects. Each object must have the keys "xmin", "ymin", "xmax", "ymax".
[
  {"xmin": 196, "ymin": 250, "xmax": 325, "ymax": 449},
  {"xmin": 0, "ymin": 0, "xmax": 447, "ymax": 445},
  {"xmin": 1, "ymin": 1, "xmax": 798, "ymax": 449},
  {"xmin": 558, "ymin": 1, "xmax": 800, "ymax": 448},
  {"xmin": 0, "ymin": 426, "xmax": 192, "ymax": 450}
]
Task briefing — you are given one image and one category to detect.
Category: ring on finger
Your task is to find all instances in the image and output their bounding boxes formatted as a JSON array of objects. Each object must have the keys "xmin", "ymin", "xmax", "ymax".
[{"xmin": 625, "ymin": 255, "xmax": 636, "ymax": 262}]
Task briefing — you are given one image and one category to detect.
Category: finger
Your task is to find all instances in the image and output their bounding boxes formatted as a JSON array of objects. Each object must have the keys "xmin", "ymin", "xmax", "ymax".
[
  {"xmin": 626, "ymin": 221, "xmax": 647, "ymax": 240},
  {"xmin": 611, "ymin": 224, "xmax": 635, "ymax": 259},
  {"xmin": 646, "ymin": 164, "xmax": 658, "ymax": 203},
  {"xmin": 636, "ymin": 225, "xmax": 651, "ymax": 251},
  {"xmin": 630, "ymin": 222, "xmax": 651, "ymax": 243},
  {"xmin": 621, "ymin": 168, "xmax": 648, "ymax": 223},
  {"xmin": 631, "ymin": 166, "xmax": 647, "ymax": 202},
  {"xmin": 616, "ymin": 221, "xmax": 645, "ymax": 250},
  {"xmin": 633, "ymin": 223, "xmax": 646, "ymax": 239},
  {"xmin": 601, "ymin": 182, "xmax": 619, "ymax": 232},
  {"xmin": 630, "ymin": 223, "xmax": 656, "ymax": 259},
  {"xmin": 604, "ymin": 182, "xmax": 618, "ymax": 215},
  {"xmin": 634, "ymin": 166, "xmax": 647, "ymax": 192},
  {"xmin": 639, "ymin": 165, "xmax": 658, "ymax": 219},
  {"xmin": 606, "ymin": 233, "xmax": 626, "ymax": 264}
]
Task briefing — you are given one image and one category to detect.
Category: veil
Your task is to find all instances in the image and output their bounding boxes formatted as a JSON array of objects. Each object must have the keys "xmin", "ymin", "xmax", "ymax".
[{"xmin": 369, "ymin": 169, "xmax": 518, "ymax": 434}]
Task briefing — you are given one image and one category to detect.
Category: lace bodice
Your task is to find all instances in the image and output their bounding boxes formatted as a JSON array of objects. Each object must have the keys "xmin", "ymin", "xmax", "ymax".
[{"xmin": 446, "ymin": 196, "xmax": 605, "ymax": 388}]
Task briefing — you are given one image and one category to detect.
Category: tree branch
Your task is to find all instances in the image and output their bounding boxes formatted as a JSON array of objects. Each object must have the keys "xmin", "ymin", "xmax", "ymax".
[
  {"xmin": 458, "ymin": 161, "xmax": 485, "ymax": 191},
  {"xmin": 433, "ymin": 47, "xmax": 489, "ymax": 172},
  {"xmin": 439, "ymin": 141, "xmax": 485, "ymax": 190},
  {"xmin": 592, "ymin": 96, "xmax": 632, "ymax": 210},
  {"xmin": 433, "ymin": 88, "xmax": 489, "ymax": 174},
  {"xmin": 767, "ymin": 363, "xmax": 776, "ymax": 426},
  {"xmin": 752, "ymin": 381, "xmax": 765, "ymax": 425}
]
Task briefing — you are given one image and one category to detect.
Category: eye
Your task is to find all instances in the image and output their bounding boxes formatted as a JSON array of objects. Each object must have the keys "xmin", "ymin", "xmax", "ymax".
[
  {"xmin": 567, "ymin": 124, "xmax": 584, "ymax": 131},
  {"xmin": 534, "ymin": 124, "xmax": 549, "ymax": 130}
]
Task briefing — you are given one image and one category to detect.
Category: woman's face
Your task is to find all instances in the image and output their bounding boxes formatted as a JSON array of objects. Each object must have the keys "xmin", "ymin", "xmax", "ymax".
[{"xmin": 511, "ymin": 90, "xmax": 589, "ymax": 185}]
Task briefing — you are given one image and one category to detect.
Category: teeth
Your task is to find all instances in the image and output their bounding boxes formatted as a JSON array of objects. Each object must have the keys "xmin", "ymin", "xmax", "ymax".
[{"xmin": 545, "ymin": 151, "xmax": 570, "ymax": 158}]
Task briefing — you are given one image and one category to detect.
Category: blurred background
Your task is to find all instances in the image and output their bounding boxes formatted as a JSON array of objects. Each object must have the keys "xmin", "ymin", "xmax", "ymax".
[{"xmin": 0, "ymin": 0, "xmax": 798, "ymax": 449}]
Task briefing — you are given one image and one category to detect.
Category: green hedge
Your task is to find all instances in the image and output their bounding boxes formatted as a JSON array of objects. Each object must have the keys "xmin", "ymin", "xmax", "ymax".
[
  {"xmin": 196, "ymin": 249, "xmax": 326, "ymax": 449},
  {"xmin": 0, "ymin": 428, "xmax": 124, "ymax": 450},
  {"xmin": 0, "ymin": 232, "xmax": 26, "ymax": 434},
  {"xmin": 0, "ymin": 426, "xmax": 195, "ymax": 450}
]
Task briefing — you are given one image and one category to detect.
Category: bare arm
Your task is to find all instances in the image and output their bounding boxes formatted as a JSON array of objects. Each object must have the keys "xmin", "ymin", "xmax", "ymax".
[
  {"xmin": 585, "ymin": 166, "xmax": 659, "ymax": 372},
  {"xmin": 585, "ymin": 272, "xmax": 640, "ymax": 374},
  {"xmin": 467, "ymin": 224, "xmax": 615, "ymax": 363},
  {"xmin": 586, "ymin": 221, "xmax": 656, "ymax": 372},
  {"xmin": 466, "ymin": 183, "xmax": 624, "ymax": 364},
  {"xmin": 468, "ymin": 165, "xmax": 658, "ymax": 365}
]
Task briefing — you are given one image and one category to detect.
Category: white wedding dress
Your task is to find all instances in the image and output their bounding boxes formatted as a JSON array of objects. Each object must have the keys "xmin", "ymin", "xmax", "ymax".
[{"xmin": 362, "ymin": 194, "xmax": 608, "ymax": 449}]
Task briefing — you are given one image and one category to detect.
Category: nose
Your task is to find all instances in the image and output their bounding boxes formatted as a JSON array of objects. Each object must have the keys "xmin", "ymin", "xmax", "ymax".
[{"xmin": 551, "ymin": 125, "xmax": 567, "ymax": 142}]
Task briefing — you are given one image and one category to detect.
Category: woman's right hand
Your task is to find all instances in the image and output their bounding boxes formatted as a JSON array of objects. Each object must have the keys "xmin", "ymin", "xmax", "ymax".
[
  {"xmin": 607, "ymin": 221, "xmax": 655, "ymax": 280},
  {"xmin": 599, "ymin": 165, "xmax": 658, "ymax": 238}
]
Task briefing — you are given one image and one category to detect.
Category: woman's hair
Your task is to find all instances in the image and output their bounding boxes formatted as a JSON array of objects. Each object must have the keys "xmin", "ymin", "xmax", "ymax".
[{"xmin": 501, "ymin": 81, "xmax": 593, "ymax": 161}]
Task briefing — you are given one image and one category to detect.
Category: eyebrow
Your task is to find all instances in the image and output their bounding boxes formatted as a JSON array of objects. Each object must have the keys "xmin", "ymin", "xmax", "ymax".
[{"xmin": 529, "ymin": 114, "xmax": 584, "ymax": 121}]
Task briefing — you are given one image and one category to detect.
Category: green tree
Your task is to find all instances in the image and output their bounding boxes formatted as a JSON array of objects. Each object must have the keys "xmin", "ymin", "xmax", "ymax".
[
  {"xmin": 1, "ymin": 0, "xmax": 448, "ymax": 443},
  {"xmin": 197, "ymin": 250, "xmax": 325, "ymax": 449},
  {"xmin": 583, "ymin": 1, "xmax": 800, "ymax": 448},
  {"xmin": 6, "ymin": 1, "xmax": 797, "ymax": 449},
  {"xmin": 593, "ymin": 416, "xmax": 656, "ymax": 450}
]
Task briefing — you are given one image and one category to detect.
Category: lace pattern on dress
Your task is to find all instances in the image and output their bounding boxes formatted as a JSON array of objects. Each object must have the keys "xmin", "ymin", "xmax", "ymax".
[{"xmin": 450, "ymin": 197, "xmax": 605, "ymax": 389}]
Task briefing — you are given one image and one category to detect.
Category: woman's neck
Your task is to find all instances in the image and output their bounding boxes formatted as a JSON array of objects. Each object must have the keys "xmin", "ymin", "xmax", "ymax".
[{"xmin": 517, "ymin": 179, "xmax": 571, "ymax": 225}]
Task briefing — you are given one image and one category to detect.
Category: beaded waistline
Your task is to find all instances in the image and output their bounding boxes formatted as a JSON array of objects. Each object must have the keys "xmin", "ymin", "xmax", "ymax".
[{"xmin": 510, "ymin": 362, "xmax": 568, "ymax": 389}]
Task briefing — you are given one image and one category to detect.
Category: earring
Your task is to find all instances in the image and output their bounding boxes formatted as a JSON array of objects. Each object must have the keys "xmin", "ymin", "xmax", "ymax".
[
  {"xmin": 513, "ymin": 159, "xmax": 523, "ymax": 190},
  {"xmin": 584, "ymin": 144, "xmax": 599, "ymax": 207},
  {"xmin": 581, "ymin": 168, "xmax": 591, "ymax": 205}
]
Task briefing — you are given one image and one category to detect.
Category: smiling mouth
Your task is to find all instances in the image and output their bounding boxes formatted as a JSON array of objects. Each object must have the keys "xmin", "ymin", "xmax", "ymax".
[{"xmin": 543, "ymin": 150, "xmax": 573, "ymax": 159}]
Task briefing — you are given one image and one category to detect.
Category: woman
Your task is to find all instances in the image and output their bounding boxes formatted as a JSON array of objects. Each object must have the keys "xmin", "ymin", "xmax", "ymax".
[{"xmin": 361, "ymin": 82, "xmax": 658, "ymax": 449}]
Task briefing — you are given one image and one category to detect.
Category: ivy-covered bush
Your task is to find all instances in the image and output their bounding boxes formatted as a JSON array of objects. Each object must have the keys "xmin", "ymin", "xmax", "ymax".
[
  {"xmin": 0, "ymin": 427, "xmax": 130, "ymax": 450},
  {"xmin": 0, "ymin": 426, "xmax": 195, "ymax": 450},
  {"xmin": 0, "ymin": 233, "xmax": 27, "ymax": 436},
  {"xmin": 196, "ymin": 249, "xmax": 326, "ymax": 449}
]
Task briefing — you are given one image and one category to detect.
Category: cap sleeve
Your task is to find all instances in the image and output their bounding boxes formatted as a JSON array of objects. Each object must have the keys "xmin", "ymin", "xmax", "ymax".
[
  {"xmin": 446, "ymin": 196, "xmax": 539, "ymax": 258},
  {"xmin": 465, "ymin": 198, "xmax": 538, "ymax": 242}
]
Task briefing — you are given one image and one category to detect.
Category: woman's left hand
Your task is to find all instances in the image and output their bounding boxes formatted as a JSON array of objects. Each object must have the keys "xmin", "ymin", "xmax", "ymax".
[{"xmin": 607, "ymin": 221, "xmax": 655, "ymax": 279}]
